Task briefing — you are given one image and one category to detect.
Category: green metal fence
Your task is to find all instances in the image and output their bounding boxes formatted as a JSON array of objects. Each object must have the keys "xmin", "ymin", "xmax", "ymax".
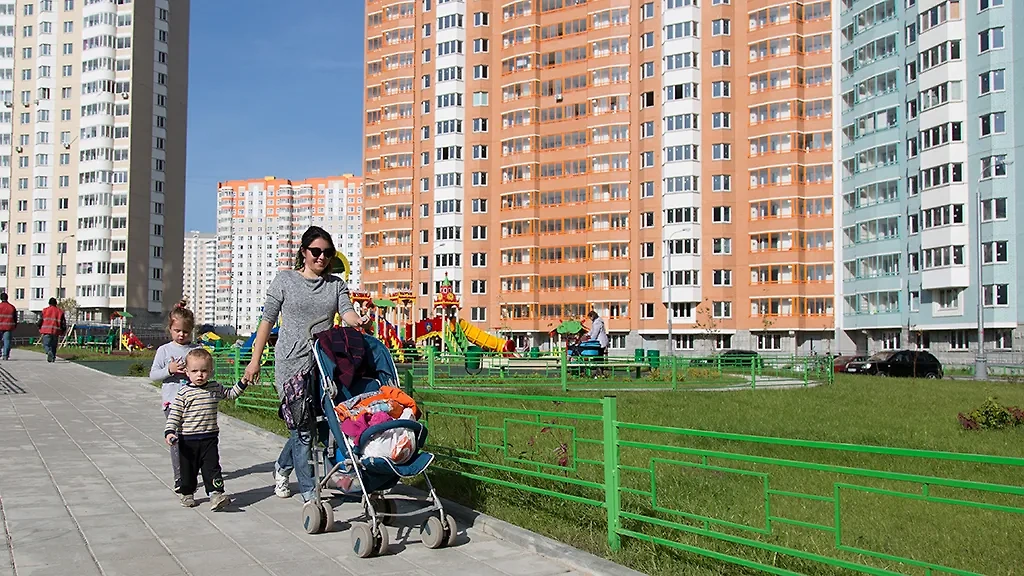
[
  {"xmin": 212, "ymin": 349, "xmax": 278, "ymax": 411},
  {"xmin": 414, "ymin": 349, "xmax": 835, "ymax": 391},
  {"xmin": 420, "ymin": 390, "xmax": 1024, "ymax": 575}
]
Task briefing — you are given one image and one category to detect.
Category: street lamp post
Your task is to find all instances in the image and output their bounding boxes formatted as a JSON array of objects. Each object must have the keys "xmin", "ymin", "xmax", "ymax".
[{"xmin": 57, "ymin": 234, "xmax": 74, "ymax": 300}]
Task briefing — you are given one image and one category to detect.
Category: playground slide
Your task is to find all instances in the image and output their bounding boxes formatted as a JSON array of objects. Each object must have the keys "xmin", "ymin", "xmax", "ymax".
[{"xmin": 458, "ymin": 319, "xmax": 510, "ymax": 352}]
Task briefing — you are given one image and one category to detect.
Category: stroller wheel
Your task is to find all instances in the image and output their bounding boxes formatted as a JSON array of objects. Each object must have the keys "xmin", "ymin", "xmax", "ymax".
[
  {"xmin": 302, "ymin": 501, "xmax": 324, "ymax": 535},
  {"xmin": 320, "ymin": 502, "xmax": 334, "ymax": 533},
  {"xmin": 444, "ymin": 513, "xmax": 458, "ymax": 547},
  {"xmin": 420, "ymin": 515, "xmax": 446, "ymax": 549},
  {"xmin": 351, "ymin": 522, "xmax": 376, "ymax": 558},
  {"xmin": 375, "ymin": 523, "xmax": 390, "ymax": 556}
]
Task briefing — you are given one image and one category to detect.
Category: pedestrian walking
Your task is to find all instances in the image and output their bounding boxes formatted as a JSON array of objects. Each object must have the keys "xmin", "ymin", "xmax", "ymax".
[
  {"xmin": 151, "ymin": 300, "xmax": 200, "ymax": 494},
  {"xmin": 38, "ymin": 298, "xmax": 67, "ymax": 363},
  {"xmin": 164, "ymin": 348, "xmax": 249, "ymax": 510},
  {"xmin": 0, "ymin": 293, "xmax": 17, "ymax": 361},
  {"xmin": 243, "ymin": 226, "xmax": 367, "ymax": 503}
]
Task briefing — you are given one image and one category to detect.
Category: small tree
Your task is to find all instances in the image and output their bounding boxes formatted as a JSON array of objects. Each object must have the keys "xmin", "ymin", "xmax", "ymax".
[
  {"xmin": 694, "ymin": 298, "xmax": 719, "ymax": 354},
  {"xmin": 57, "ymin": 298, "xmax": 80, "ymax": 324}
]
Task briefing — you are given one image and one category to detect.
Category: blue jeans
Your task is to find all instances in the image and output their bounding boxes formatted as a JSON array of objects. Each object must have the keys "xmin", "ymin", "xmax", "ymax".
[
  {"xmin": 277, "ymin": 428, "xmax": 316, "ymax": 501},
  {"xmin": 1, "ymin": 330, "xmax": 10, "ymax": 360},
  {"xmin": 41, "ymin": 334, "xmax": 58, "ymax": 362}
]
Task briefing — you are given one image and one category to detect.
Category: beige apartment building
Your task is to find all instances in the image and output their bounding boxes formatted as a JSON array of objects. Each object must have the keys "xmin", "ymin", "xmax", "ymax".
[
  {"xmin": 0, "ymin": 0, "xmax": 189, "ymax": 322},
  {"xmin": 362, "ymin": 0, "xmax": 835, "ymax": 353}
]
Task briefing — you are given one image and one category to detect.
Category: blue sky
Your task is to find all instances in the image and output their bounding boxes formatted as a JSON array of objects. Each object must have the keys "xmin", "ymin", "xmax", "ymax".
[{"xmin": 184, "ymin": 0, "xmax": 366, "ymax": 232}]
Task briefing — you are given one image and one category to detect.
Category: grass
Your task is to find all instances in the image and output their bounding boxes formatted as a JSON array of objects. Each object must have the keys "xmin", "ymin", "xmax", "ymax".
[
  {"xmin": 15, "ymin": 345, "xmax": 156, "ymax": 363},
  {"xmin": 167, "ymin": 371, "xmax": 1024, "ymax": 575},
  {"xmin": 415, "ymin": 375, "xmax": 1024, "ymax": 575}
]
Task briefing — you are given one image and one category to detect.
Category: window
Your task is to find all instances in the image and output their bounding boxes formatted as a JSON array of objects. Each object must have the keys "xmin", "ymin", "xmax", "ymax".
[
  {"xmin": 474, "ymin": 12, "xmax": 489, "ymax": 26},
  {"xmin": 980, "ymin": 155, "xmax": 1007, "ymax": 179},
  {"xmin": 981, "ymin": 241, "xmax": 1008, "ymax": 264},
  {"xmin": 471, "ymin": 280, "xmax": 487, "ymax": 294},
  {"xmin": 711, "ymin": 19, "xmax": 731, "ymax": 36},
  {"xmin": 981, "ymin": 198, "xmax": 1007, "ymax": 221},
  {"xmin": 979, "ymin": 69, "xmax": 1005, "ymax": 95},
  {"xmin": 712, "ymin": 238, "xmax": 732, "ymax": 254},
  {"xmin": 712, "ymin": 206, "xmax": 732, "ymax": 223},
  {"xmin": 979, "ymin": 27, "xmax": 1004, "ymax": 53},
  {"xmin": 471, "ymin": 307, "xmax": 486, "ymax": 322},
  {"xmin": 711, "ymin": 50, "xmax": 730, "ymax": 67},
  {"xmin": 979, "ymin": 0, "xmax": 1004, "ymax": 10},
  {"xmin": 983, "ymin": 284, "xmax": 1009, "ymax": 307},
  {"xmin": 979, "ymin": 112, "xmax": 1005, "ymax": 137},
  {"xmin": 713, "ymin": 301, "xmax": 732, "ymax": 319}
]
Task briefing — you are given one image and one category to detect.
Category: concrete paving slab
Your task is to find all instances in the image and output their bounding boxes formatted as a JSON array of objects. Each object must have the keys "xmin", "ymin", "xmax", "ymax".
[{"xmin": 0, "ymin": 349, "xmax": 626, "ymax": 575}]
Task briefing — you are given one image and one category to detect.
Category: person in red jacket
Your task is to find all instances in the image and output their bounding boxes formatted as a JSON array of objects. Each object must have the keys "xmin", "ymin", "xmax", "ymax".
[
  {"xmin": 37, "ymin": 298, "xmax": 67, "ymax": 363},
  {"xmin": 0, "ymin": 293, "xmax": 17, "ymax": 361}
]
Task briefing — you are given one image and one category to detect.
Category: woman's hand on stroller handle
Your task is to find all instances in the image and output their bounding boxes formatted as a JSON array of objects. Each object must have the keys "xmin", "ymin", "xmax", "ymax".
[{"xmin": 165, "ymin": 433, "xmax": 177, "ymax": 446}]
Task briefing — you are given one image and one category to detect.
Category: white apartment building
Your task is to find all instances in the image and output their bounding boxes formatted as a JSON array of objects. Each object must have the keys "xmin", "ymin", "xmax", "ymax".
[
  {"xmin": 182, "ymin": 230, "xmax": 214, "ymax": 327},
  {"xmin": 0, "ymin": 0, "xmax": 190, "ymax": 322},
  {"xmin": 215, "ymin": 174, "xmax": 364, "ymax": 334}
]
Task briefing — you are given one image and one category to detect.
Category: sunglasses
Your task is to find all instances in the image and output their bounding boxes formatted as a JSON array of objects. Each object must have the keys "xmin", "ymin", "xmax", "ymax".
[{"xmin": 306, "ymin": 247, "xmax": 336, "ymax": 260}]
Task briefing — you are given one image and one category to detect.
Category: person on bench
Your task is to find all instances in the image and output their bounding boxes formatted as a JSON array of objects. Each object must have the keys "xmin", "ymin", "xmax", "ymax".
[{"xmin": 586, "ymin": 310, "xmax": 608, "ymax": 360}]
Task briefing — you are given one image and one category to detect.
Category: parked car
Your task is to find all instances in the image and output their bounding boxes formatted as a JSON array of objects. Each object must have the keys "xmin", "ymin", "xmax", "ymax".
[
  {"xmin": 833, "ymin": 354, "xmax": 868, "ymax": 373},
  {"xmin": 843, "ymin": 350, "xmax": 943, "ymax": 379},
  {"xmin": 691, "ymin": 349, "xmax": 762, "ymax": 368}
]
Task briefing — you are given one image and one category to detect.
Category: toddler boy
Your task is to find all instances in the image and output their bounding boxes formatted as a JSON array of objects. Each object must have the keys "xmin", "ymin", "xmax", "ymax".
[{"xmin": 165, "ymin": 348, "xmax": 248, "ymax": 510}]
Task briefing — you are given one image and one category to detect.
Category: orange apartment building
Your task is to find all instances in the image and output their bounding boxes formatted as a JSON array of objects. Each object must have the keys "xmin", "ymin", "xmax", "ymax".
[
  {"xmin": 215, "ymin": 175, "xmax": 364, "ymax": 333},
  {"xmin": 362, "ymin": 0, "xmax": 836, "ymax": 354}
]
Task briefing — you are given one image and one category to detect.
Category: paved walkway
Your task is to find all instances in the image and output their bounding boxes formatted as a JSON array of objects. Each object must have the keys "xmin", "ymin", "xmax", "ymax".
[{"xmin": 0, "ymin": 350, "xmax": 591, "ymax": 576}]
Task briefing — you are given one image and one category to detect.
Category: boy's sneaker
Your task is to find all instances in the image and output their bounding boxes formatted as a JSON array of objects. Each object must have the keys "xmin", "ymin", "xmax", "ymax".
[
  {"xmin": 274, "ymin": 470, "xmax": 291, "ymax": 498},
  {"xmin": 209, "ymin": 492, "xmax": 230, "ymax": 511},
  {"xmin": 172, "ymin": 480, "xmax": 181, "ymax": 494},
  {"xmin": 179, "ymin": 493, "xmax": 196, "ymax": 508}
]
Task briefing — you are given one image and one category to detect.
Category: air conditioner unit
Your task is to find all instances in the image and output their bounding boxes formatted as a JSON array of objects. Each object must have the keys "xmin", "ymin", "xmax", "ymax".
[
  {"xmin": 555, "ymin": 94, "xmax": 563, "ymax": 102},
  {"xmin": 120, "ymin": 92, "xmax": 130, "ymax": 99}
]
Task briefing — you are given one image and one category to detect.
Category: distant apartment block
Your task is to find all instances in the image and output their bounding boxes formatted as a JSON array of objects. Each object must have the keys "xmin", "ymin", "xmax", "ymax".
[
  {"xmin": 215, "ymin": 175, "xmax": 364, "ymax": 334},
  {"xmin": 183, "ymin": 230, "xmax": 215, "ymax": 327},
  {"xmin": 0, "ymin": 0, "xmax": 189, "ymax": 322}
]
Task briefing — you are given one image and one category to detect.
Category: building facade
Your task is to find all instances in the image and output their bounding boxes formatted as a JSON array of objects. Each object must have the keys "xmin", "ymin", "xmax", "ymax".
[
  {"xmin": 183, "ymin": 230, "xmax": 215, "ymax": 327},
  {"xmin": 0, "ymin": 0, "xmax": 189, "ymax": 322},
  {"xmin": 838, "ymin": 0, "xmax": 1023, "ymax": 361},
  {"xmin": 362, "ymin": 0, "xmax": 838, "ymax": 354},
  {"xmin": 215, "ymin": 175, "xmax": 364, "ymax": 334}
]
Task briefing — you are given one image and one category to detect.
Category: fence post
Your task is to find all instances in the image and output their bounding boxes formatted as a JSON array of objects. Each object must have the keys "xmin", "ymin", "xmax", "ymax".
[
  {"xmin": 602, "ymin": 395, "xmax": 621, "ymax": 552},
  {"xmin": 232, "ymin": 347, "xmax": 241, "ymax": 383},
  {"xmin": 671, "ymin": 355, "xmax": 678, "ymax": 391},
  {"xmin": 750, "ymin": 360, "xmax": 756, "ymax": 389},
  {"xmin": 560, "ymin": 350, "xmax": 568, "ymax": 392},
  {"xmin": 427, "ymin": 347, "xmax": 436, "ymax": 388}
]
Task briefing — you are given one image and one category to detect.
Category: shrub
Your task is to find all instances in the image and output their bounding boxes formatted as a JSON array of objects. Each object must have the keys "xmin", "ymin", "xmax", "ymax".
[
  {"xmin": 127, "ymin": 362, "xmax": 148, "ymax": 377},
  {"xmin": 957, "ymin": 397, "xmax": 1024, "ymax": 430}
]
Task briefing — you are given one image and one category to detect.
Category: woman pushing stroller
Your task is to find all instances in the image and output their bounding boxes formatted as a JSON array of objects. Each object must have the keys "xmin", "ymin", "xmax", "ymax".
[{"xmin": 243, "ymin": 226, "xmax": 368, "ymax": 503}]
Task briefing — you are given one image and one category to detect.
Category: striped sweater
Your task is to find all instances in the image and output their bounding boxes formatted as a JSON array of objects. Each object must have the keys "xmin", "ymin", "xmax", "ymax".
[{"xmin": 164, "ymin": 381, "xmax": 248, "ymax": 440}]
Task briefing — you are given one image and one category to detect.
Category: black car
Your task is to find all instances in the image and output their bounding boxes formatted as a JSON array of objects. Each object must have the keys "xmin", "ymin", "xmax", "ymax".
[{"xmin": 844, "ymin": 350, "xmax": 943, "ymax": 379}]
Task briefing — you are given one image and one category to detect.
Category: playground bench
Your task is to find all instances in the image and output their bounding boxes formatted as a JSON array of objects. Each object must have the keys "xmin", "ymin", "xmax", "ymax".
[
  {"xmin": 82, "ymin": 336, "xmax": 116, "ymax": 354},
  {"xmin": 570, "ymin": 358, "xmax": 652, "ymax": 379}
]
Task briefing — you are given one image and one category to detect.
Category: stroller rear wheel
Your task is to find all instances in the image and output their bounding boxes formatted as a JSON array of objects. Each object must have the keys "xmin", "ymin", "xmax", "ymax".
[
  {"xmin": 375, "ymin": 523, "xmax": 390, "ymax": 556},
  {"xmin": 444, "ymin": 513, "xmax": 458, "ymax": 547},
  {"xmin": 301, "ymin": 501, "xmax": 325, "ymax": 535},
  {"xmin": 320, "ymin": 502, "xmax": 334, "ymax": 533},
  {"xmin": 420, "ymin": 515, "xmax": 451, "ymax": 549}
]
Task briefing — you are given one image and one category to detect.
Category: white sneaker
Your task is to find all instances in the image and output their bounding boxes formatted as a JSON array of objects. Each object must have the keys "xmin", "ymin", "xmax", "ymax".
[{"xmin": 274, "ymin": 470, "xmax": 291, "ymax": 498}]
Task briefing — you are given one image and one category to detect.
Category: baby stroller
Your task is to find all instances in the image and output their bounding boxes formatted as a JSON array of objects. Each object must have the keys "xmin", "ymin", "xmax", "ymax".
[{"xmin": 301, "ymin": 326, "xmax": 457, "ymax": 558}]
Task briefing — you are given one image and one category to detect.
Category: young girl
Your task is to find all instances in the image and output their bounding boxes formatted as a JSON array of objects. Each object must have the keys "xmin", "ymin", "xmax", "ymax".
[{"xmin": 150, "ymin": 300, "xmax": 199, "ymax": 493}]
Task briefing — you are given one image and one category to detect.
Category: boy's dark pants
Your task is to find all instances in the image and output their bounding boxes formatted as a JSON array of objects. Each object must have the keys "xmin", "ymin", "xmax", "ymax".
[{"xmin": 177, "ymin": 436, "xmax": 225, "ymax": 496}]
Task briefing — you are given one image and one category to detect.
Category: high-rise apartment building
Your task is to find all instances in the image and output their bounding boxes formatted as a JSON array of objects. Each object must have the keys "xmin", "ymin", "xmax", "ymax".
[
  {"xmin": 362, "ymin": 0, "xmax": 838, "ymax": 353},
  {"xmin": 215, "ymin": 175, "xmax": 364, "ymax": 334},
  {"xmin": 183, "ymin": 230, "xmax": 215, "ymax": 326},
  {"xmin": 838, "ymin": 0, "xmax": 1022, "ymax": 359},
  {"xmin": 0, "ymin": 0, "xmax": 189, "ymax": 322}
]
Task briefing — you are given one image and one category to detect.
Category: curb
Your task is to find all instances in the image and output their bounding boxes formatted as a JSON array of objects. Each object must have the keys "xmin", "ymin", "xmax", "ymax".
[
  {"xmin": 431, "ymin": 492, "xmax": 646, "ymax": 576},
  {"xmin": 124, "ymin": 376, "xmax": 643, "ymax": 576}
]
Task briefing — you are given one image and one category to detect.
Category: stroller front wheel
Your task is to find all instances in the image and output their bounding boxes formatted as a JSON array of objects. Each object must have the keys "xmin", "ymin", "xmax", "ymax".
[
  {"xmin": 421, "ymin": 515, "xmax": 450, "ymax": 549},
  {"xmin": 301, "ymin": 500, "xmax": 326, "ymax": 535},
  {"xmin": 351, "ymin": 522, "xmax": 385, "ymax": 558}
]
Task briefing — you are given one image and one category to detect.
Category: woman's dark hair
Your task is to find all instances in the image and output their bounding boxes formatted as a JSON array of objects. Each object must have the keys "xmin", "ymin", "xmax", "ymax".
[
  {"xmin": 587, "ymin": 310, "xmax": 598, "ymax": 320},
  {"xmin": 294, "ymin": 226, "xmax": 336, "ymax": 275}
]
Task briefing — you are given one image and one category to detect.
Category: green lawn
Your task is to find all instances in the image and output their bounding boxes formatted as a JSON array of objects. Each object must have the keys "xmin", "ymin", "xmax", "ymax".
[{"xmin": 206, "ymin": 374, "xmax": 1024, "ymax": 575}]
